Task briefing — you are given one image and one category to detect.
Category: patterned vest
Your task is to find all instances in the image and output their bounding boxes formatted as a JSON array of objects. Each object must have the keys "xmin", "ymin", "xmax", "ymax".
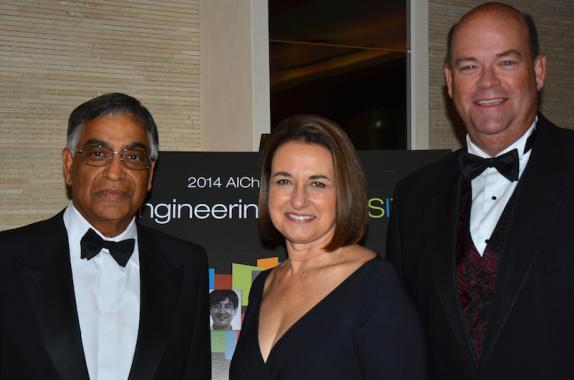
[{"xmin": 455, "ymin": 180, "xmax": 517, "ymax": 361}]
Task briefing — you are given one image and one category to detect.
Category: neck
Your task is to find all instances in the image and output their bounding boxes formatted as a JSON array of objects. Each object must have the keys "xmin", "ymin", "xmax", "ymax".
[
  {"xmin": 69, "ymin": 203, "xmax": 134, "ymax": 238},
  {"xmin": 96, "ymin": 225, "xmax": 129, "ymax": 238},
  {"xmin": 474, "ymin": 140, "xmax": 508, "ymax": 157},
  {"xmin": 89, "ymin": 217, "xmax": 132, "ymax": 238},
  {"xmin": 284, "ymin": 241, "xmax": 340, "ymax": 275}
]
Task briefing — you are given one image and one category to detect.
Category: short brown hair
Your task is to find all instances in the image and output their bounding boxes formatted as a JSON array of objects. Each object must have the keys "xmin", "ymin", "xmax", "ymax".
[{"xmin": 258, "ymin": 114, "xmax": 367, "ymax": 251}]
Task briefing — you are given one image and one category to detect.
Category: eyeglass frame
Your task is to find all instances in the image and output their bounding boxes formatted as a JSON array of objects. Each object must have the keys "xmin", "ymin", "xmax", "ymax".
[{"xmin": 72, "ymin": 143, "xmax": 154, "ymax": 170}]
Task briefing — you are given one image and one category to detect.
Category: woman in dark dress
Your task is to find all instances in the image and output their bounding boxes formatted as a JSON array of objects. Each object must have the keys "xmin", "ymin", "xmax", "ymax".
[{"xmin": 230, "ymin": 115, "xmax": 427, "ymax": 379}]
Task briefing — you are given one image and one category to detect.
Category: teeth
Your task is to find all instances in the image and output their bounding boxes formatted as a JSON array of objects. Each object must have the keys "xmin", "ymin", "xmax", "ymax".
[
  {"xmin": 287, "ymin": 213, "xmax": 314, "ymax": 221},
  {"xmin": 477, "ymin": 98, "xmax": 504, "ymax": 105}
]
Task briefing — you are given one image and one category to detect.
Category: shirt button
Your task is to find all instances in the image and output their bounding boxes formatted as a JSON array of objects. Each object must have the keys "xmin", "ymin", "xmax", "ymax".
[{"xmin": 491, "ymin": 196, "xmax": 497, "ymax": 200}]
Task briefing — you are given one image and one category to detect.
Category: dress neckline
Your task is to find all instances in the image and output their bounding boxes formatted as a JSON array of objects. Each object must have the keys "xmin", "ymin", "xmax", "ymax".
[{"xmin": 256, "ymin": 256, "xmax": 380, "ymax": 364}]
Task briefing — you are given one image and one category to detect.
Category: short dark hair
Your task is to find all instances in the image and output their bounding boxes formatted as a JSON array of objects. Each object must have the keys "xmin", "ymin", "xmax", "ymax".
[
  {"xmin": 258, "ymin": 114, "xmax": 367, "ymax": 252},
  {"xmin": 209, "ymin": 290, "xmax": 239, "ymax": 309},
  {"xmin": 67, "ymin": 93, "xmax": 159, "ymax": 159},
  {"xmin": 445, "ymin": 5, "xmax": 540, "ymax": 67}
]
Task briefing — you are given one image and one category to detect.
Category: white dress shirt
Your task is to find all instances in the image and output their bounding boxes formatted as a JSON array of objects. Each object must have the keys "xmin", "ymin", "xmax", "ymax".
[
  {"xmin": 467, "ymin": 118, "xmax": 537, "ymax": 256},
  {"xmin": 63, "ymin": 204, "xmax": 140, "ymax": 380}
]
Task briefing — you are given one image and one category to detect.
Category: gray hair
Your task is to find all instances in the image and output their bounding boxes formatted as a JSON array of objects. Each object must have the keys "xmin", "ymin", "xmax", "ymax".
[{"xmin": 67, "ymin": 93, "xmax": 159, "ymax": 160}]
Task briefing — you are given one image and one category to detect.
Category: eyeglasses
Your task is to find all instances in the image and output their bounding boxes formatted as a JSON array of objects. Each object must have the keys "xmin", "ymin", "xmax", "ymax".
[{"xmin": 73, "ymin": 144, "xmax": 152, "ymax": 170}]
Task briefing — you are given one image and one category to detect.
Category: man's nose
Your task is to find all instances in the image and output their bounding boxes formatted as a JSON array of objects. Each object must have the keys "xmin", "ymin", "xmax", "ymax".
[
  {"xmin": 103, "ymin": 152, "xmax": 126, "ymax": 180},
  {"xmin": 478, "ymin": 66, "xmax": 501, "ymax": 89}
]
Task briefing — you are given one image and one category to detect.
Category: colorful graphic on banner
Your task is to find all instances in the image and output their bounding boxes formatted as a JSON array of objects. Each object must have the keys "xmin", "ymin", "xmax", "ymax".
[{"xmin": 207, "ymin": 256, "xmax": 280, "ymax": 358}]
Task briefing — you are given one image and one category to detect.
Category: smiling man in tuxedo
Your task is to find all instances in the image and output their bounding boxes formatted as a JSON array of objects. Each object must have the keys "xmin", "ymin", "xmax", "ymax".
[
  {"xmin": 0, "ymin": 93, "xmax": 211, "ymax": 379},
  {"xmin": 387, "ymin": 3, "xmax": 574, "ymax": 380}
]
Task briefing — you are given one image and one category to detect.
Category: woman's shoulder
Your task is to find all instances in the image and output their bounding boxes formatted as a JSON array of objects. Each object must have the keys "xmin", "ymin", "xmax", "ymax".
[
  {"xmin": 340, "ymin": 246, "xmax": 399, "ymax": 277},
  {"xmin": 339, "ymin": 247, "xmax": 405, "ymax": 293},
  {"xmin": 363, "ymin": 256, "xmax": 403, "ymax": 286},
  {"xmin": 338, "ymin": 245, "xmax": 377, "ymax": 271},
  {"xmin": 245, "ymin": 267, "xmax": 274, "ymax": 305},
  {"xmin": 359, "ymin": 258, "xmax": 416, "ymax": 312},
  {"xmin": 252, "ymin": 267, "xmax": 273, "ymax": 290}
]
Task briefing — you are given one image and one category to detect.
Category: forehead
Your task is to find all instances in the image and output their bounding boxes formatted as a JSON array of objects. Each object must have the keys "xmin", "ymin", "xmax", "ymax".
[
  {"xmin": 452, "ymin": 9, "xmax": 530, "ymax": 56},
  {"xmin": 213, "ymin": 298, "xmax": 234, "ymax": 305},
  {"xmin": 77, "ymin": 113, "xmax": 148, "ymax": 147},
  {"xmin": 272, "ymin": 141, "xmax": 333, "ymax": 170}
]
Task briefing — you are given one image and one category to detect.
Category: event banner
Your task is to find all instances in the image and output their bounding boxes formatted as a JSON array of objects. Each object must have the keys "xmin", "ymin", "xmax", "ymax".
[{"xmin": 140, "ymin": 150, "xmax": 448, "ymax": 377}]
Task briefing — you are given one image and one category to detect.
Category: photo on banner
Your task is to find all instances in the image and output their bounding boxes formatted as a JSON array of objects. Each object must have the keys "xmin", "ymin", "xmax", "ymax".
[{"xmin": 210, "ymin": 289, "xmax": 242, "ymax": 331}]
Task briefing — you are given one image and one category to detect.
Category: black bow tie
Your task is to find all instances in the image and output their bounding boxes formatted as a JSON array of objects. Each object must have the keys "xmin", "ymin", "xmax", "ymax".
[
  {"xmin": 458, "ymin": 126, "xmax": 538, "ymax": 182},
  {"xmin": 458, "ymin": 149, "xmax": 519, "ymax": 182},
  {"xmin": 80, "ymin": 228, "xmax": 135, "ymax": 267}
]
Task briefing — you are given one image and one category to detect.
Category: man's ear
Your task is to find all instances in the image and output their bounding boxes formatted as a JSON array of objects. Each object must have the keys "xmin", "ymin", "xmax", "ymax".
[
  {"xmin": 444, "ymin": 64, "xmax": 454, "ymax": 99},
  {"xmin": 147, "ymin": 159, "xmax": 156, "ymax": 191},
  {"xmin": 62, "ymin": 148, "xmax": 74, "ymax": 186},
  {"xmin": 534, "ymin": 53, "xmax": 546, "ymax": 91}
]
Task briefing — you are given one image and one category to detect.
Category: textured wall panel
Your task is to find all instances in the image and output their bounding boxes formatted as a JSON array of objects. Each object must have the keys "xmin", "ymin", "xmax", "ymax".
[{"xmin": 0, "ymin": 0, "xmax": 200, "ymax": 230}]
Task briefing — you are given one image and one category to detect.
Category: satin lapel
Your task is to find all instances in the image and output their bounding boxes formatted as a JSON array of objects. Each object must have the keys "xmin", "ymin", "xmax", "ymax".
[
  {"xmin": 128, "ymin": 227, "xmax": 183, "ymax": 380},
  {"xmin": 18, "ymin": 215, "xmax": 90, "ymax": 380},
  {"xmin": 430, "ymin": 154, "xmax": 477, "ymax": 365},
  {"xmin": 482, "ymin": 118, "xmax": 566, "ymax": 362}
]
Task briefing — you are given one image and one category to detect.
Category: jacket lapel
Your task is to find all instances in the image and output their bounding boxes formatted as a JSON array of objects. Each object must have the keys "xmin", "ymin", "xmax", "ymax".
[
  {"xmin": 481, "ymin": 116, "xmax": 566, "ymax": 362},
  {"xmin": 429, "ymin": 154, "xmax": 478, "ymax": 366},
  {"xmin": 128, "ymin": 226, "xmax": 183, "ymax": 380},
  {"xmin": 18, "ymin": 213, "xmax": 90, "ymax": 380}
]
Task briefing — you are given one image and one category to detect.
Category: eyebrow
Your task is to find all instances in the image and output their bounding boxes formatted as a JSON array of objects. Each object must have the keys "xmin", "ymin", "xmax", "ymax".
[
  {"xmin": 496, "ymin": 49, "xmax": 522, "ymax": 58},
  {"xmin": 84, "ymin": 139, "xmax": 107, "ymax": 147},
  {"xmin": 454, "ymin": 49, "xmax": 523, "ymax": 66},
  {"xmin": 127, "ymin": 142, "xmax": 150, "ymax": 151},
  {"xmin": 454, "ymin": 52, "xmax": 479, "ymax": 63},
  {"xmin": 272, "ymin": 171, "xmax": 292, "ymax": 178},
  {"xmin": 271, "ymin": 172, "xmax": 330, "ymax": 180},
  {"xmin": 83, "ymin": 139, "xmax": 149, "ymax": 151}
]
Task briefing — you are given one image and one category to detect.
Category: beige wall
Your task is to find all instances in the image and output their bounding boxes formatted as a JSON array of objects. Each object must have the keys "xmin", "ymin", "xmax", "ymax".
[
  {"xmin": 2, "ymin": 0, "xmax": 573, "ymax": 231},
  {"xmin": 428, "ymin": 0, "xmax": 574, "ymax": 149},
  {"xmin": 200, "ymin": 0, "xmax": 270, "ymax": 152},
  {"xmin": 0, "ymin": 0, "xmax": 200, "ymax": 230}
]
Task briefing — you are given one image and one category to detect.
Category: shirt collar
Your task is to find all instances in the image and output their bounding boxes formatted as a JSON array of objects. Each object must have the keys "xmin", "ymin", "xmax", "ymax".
[
  {"xmin": 466, "ymin": 116, "xmax": 538, "ymax": 159},
  {"xmin": 63, "ymin": 203, "xmax": 138, "ymax": 264}
]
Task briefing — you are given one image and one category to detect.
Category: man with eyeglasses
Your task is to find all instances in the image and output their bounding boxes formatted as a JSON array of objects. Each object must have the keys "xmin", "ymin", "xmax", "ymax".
[{"xmin": 0, "ymin": 93, "xmax": 211, "ymax": 379}]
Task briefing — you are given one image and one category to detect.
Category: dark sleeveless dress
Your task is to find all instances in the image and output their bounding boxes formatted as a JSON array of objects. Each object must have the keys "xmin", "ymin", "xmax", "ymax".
[{"xmin": 229, "ymin": 257, "xmax": 427, "ymax": 379}]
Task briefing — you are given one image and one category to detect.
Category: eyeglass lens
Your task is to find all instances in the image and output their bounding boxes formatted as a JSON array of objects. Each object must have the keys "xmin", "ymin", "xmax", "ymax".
[{"xmin": 79, "ymin": 145, "xmax": 150, "ymax": 169}]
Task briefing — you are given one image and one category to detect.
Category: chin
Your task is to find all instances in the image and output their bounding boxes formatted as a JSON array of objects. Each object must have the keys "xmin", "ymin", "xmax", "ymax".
[
  {"xmin": 94, "ymin": 205, "xmax": 133, "ymax": 219},
  {"xmin": 284, "ymin": 232, "xmax": 313, "ymax": 244},
  {"xmin": 470, "ymin": 117, "xmax": 512, "ymax": 136}
]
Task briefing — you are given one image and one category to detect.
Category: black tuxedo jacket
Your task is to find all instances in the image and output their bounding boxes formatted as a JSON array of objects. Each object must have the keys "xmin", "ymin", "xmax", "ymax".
[
  {"xmin": 386, "ymin": 115, "xmax": 574, "ymax": 380},
  {"xmin": 0, "ymin": 211, "xmax": 211, "ymax": 380}
]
